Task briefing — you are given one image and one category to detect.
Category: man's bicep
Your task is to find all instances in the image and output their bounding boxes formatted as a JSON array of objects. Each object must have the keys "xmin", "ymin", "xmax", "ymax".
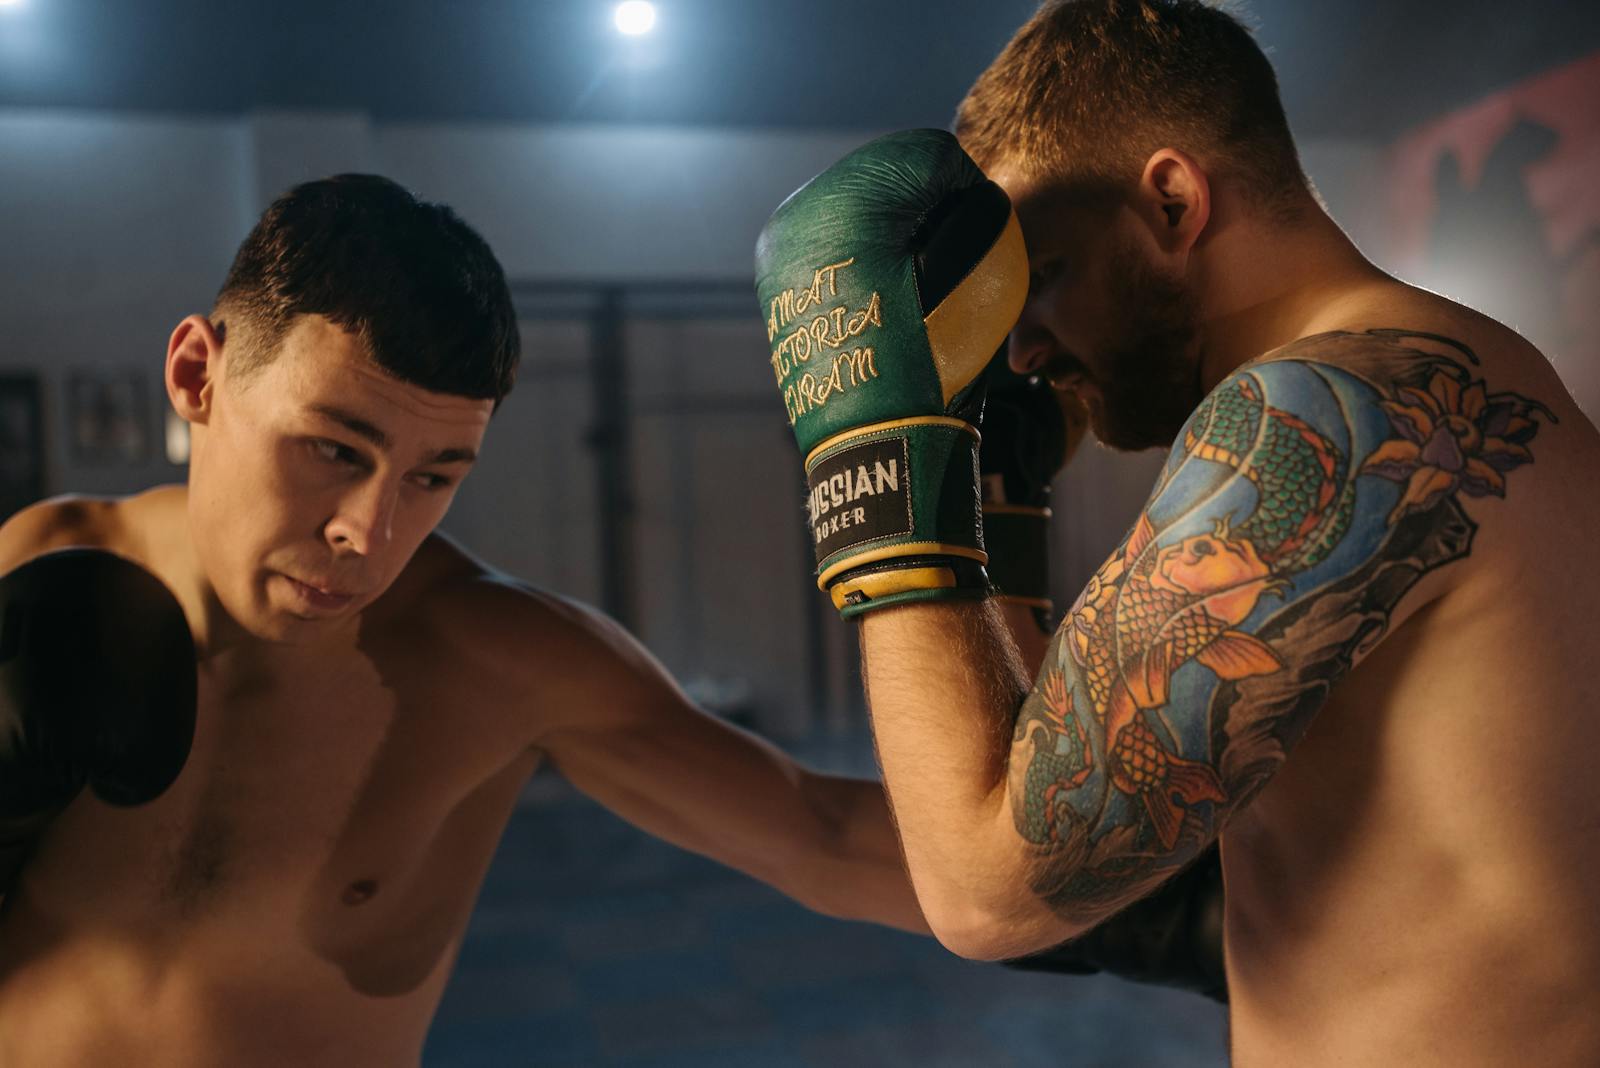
[
  {"xmin": 533, "ymin": 604, "xmax": 823, "ymax": 866},
  {"xmin": 1009, "ymin": 338, "xmax": 1551, "ymax": 918}
]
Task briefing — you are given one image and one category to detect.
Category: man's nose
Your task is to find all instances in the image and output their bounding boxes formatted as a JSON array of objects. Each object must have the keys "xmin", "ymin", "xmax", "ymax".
[
  {"xmin": 1006, "ymin": 319, "xmax": 1055, "ymax": 376},
  {"xmin": 324, "ymin": 480, "xmax": 397, "ymax": 556}
]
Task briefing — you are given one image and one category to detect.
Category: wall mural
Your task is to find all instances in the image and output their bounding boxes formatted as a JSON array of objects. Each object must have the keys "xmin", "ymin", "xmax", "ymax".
[{"xmin": 1383, "ymin": 50, "xmax": 1600, "ymax": 419}]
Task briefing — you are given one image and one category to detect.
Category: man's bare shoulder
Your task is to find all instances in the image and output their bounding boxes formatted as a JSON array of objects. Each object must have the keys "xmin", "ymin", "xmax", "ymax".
[
  {"xmin": 1263, "ymin": 282, "xmax": 1579, "ymax": 415},
  {"xmin": 1267, "ymin": 284, "xmax": 1595, "ymax": 483},
  {"xmin": 384, "ymin": 533, "xmax": 611, "ymax": 649},
  {"xmin": 376, "ymin": 534, "xmax": 671, "ymax": 740},
  {"xmin": 1241, "ymin": 284, "xmax": 1597, "ymax": 601},
  {"xmin": 0, "ymin": 493, "xmax": 128, "ymax": 571},
  {"xmin": 0, "ymin": 485, "xmax": 190, "ymax": 573}
]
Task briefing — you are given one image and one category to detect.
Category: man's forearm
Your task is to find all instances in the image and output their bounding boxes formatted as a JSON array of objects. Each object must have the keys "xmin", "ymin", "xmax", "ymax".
[
  {"xmin": 858, "ymin": 600, "xmax": 1073, "ymax": 957},
  {"xmin": 796, "ymin": 773, "xmax": 930, "ymax": 934}
]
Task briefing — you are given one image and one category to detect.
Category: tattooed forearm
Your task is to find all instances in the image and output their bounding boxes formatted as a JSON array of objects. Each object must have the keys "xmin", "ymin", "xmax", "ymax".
[{"xmin": 1011, "ymin": 330, "xmax": 1554, "ymax": 916}]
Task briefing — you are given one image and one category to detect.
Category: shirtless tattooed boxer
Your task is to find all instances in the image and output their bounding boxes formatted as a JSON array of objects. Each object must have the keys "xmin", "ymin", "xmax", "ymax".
[{"xmin": 754, "ymin": 2, "xmax": 1600, "ymax": 1064}]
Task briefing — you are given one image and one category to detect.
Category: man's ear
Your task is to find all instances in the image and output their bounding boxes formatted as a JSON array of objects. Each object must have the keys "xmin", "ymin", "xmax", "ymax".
[
  {"xmin": 165, "ymin": 315, "xmax": 223, "ymax": 426},
  {"xmin": 1137, "ymin": 148, "xmax": 1211, "ymax": 258}
]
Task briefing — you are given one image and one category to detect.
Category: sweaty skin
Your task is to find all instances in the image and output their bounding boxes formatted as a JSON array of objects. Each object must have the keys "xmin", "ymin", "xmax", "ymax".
[
  {"xmin": 856, "ymin": 169, "xmax": 1600, "ymax": 1065},
  {"xmin": 0, "ymin": 318, "xmax": 921, "ymax": 1068}
]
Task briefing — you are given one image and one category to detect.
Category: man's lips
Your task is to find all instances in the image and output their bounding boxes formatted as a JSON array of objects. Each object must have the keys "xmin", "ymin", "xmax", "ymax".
[{"xmin": 280, "ymin": 574, "xmax": 359, "ymax": 611}]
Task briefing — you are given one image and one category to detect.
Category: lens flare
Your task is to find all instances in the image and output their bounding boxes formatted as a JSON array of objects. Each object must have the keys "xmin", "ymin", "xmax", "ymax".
[{"xmin": 613, "ymin": 1, "xmax": 656, "ymax": 36}]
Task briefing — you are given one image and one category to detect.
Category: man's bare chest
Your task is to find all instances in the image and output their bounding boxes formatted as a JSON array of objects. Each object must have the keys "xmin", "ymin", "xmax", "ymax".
[{"xmin": 20, "ymin": 650, "xmax": 535, "ymax": 957}]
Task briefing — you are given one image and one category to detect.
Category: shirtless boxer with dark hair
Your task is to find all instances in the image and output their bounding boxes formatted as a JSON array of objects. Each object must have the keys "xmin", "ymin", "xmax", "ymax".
[
  {"xmin": 0, "ymin": 174, "xmax": 929, "ymax": 1067},
  {"xmin": 754, "ymin": 1, "xmax": 1600, "ymax": 1064}
]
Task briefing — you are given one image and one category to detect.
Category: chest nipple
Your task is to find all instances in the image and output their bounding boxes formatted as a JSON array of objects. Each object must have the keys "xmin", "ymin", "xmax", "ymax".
[{"xmin": 341, "ymin": 878, "xmax": 380, "ymax": 906}]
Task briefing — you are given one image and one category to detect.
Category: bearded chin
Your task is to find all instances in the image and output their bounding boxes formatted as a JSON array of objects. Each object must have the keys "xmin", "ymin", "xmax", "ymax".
[
  {"xmin": 1091, "ymin": 252, "xmax": 1206, "ymax": 451},
  {"xmin": 1092, "ymin": 342, "xmax": 1202, "ymax": 450}
]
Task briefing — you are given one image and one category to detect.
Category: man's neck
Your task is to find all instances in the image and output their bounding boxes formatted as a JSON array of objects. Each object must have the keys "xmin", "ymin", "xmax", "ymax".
[{"xmin": 1194, "ymin": 207, "xmax": 1391, "ymax": 390}]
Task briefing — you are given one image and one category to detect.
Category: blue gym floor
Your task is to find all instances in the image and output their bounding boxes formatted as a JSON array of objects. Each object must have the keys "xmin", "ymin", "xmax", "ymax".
[{"xmin": 424, "ymin": 734, "xmax": 1229, "ymax": 1067}]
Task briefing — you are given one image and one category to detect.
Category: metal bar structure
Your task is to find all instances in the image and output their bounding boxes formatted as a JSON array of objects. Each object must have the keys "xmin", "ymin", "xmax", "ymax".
[
  {"xmin": 506, "ymin": 279, "xmax": 841, "ymax": 730},
  {"xmin": 587, "ymin": 287, "xmax": 633, "ymax": 628}
]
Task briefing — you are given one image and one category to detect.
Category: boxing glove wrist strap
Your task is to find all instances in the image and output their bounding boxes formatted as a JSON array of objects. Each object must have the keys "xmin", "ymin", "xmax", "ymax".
[
  {"xmin": 805, "ymin": 416, "xmax": 987, "ymax": 616},
  {"xmin": 828, "ymin": 556, "xmax": 990, "ymax": 618}
]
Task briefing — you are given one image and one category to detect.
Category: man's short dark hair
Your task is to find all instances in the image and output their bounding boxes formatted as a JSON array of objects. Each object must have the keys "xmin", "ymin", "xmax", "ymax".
[
  {"xmin": 214, "ymin": 174, "xmax": 519, "ymax": 404},
  {"xmin": 956, "ymin": 0, "xmax": 1309, "ymax": 217}
]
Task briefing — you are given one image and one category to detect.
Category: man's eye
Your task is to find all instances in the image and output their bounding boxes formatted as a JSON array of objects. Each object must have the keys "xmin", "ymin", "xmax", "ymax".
[
  {"xmin": 310, "ymin": 440, "xmax": 358, "ymax": 465},
  {"xmin": 410, "ymin": 472, "xmax": 454, "ymax": 491},
  {"xmin": 1029, "ymin": 262, "xmax": 1060, "ymax": 294}
]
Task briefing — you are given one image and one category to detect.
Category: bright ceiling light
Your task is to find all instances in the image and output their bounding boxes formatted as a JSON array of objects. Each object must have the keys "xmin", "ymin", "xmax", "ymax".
[
  {"xmin": 613, "ymin": 1, "xmax": 656, "ymax": 36},
  {"xmin": 0, "ymin": 0, "xmax": 26, "ymax": 10}
]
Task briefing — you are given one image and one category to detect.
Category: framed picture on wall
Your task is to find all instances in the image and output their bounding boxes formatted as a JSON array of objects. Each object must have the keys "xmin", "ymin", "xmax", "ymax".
[
  {"xmin": 68, "ymin": 368, "xmax": 150, "ymax": 465},
  {"xmin": 0, "ymin": 374, "xmax": 46, "ymax": 523}
]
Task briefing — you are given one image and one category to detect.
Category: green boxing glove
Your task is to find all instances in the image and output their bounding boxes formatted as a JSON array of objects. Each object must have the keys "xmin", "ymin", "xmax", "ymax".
[{"xmin": 755, "ymin": 129, "xmax": 1028, "ymax": 617}]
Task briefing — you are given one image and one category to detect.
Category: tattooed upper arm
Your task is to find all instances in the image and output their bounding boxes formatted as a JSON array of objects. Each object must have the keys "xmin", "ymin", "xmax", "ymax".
[{"xmin": 1010, "ymin": 330, "xmax": 1554, "ymax": 919}]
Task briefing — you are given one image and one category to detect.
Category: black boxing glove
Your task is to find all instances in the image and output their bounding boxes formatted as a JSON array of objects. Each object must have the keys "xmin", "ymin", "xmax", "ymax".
[
  {"xmin": 1004, "ymin": 843, "xmax": 1227, "ymax": 1003},
  {"xmin": 979, "ymin": 355, "xmax": 1086, "ymax": 632},
  {"xmin": 0, "ymin": 549, "xmax": 197, "ymax": 891}
]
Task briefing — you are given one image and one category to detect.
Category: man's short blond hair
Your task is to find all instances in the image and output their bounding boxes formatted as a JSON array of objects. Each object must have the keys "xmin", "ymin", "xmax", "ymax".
[{"xmin": 956, "ymin": 0, "xmax": 1309, "ymax": 217}]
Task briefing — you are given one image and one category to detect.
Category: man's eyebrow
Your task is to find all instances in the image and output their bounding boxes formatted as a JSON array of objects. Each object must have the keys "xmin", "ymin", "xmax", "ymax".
[
  {"xmin": 308, "ymin": 403, "xmax": 476, "ymax": 465},
  {"xmin": 310, "ymin": 404, "xmax": 390, "ymax": 449},
  {"xmin": 427, "ymin": 447, "xmax": 478, "ymax": 466}
]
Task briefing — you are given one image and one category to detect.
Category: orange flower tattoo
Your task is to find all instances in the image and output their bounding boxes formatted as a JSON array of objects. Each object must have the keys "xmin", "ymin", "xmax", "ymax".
[{"xmin": 1362, "ymin": 369, "xmax": 1553, "ymax": 523}]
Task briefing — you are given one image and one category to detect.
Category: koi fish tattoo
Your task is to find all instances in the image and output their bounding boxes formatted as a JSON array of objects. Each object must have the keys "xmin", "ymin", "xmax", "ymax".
[{"xmin": 1011, "ymin": 329, "xmax": 1555, "ymax": 913}]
